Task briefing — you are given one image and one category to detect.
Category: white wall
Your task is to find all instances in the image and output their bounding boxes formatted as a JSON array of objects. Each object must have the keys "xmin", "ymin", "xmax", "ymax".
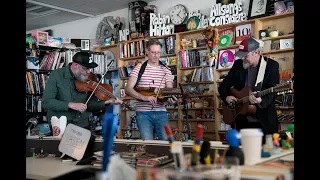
[{"xmin": 26, "ymin": 0, "xmax": 216, "ymax": 39}]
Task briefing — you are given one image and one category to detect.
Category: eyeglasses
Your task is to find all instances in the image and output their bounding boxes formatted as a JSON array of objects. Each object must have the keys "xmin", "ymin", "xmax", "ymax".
[
  {"xmin": 149, "ymin": 51, "xmax": 161, "ymax": 56},
  {"xmin": 76, "ymin": 63, "xmax": 89, "ymax": 71}
]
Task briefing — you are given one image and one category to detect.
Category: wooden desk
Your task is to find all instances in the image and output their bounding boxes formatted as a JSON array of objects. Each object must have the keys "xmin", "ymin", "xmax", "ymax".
[
  {"xmin": 254, "ymin": 148, "xmax": 294, "ymax": 165},
  {"xmin": 26, "ymin": 157, "xmax": 92, "ymax": 180},
  {"xmin": 26, "ymin": 149, "xmax": 294, "ymax": 180}
]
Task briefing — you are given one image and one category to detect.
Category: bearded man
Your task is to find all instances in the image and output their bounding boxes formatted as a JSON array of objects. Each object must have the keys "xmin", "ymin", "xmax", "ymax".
[{"xmin": 42, "ymin": 52, "xmax": 122, "ymax": 129}]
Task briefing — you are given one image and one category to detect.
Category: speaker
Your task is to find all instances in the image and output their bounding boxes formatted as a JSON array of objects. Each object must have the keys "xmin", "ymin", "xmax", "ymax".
[{"xmin": 71, "ymin": 39, "xmax": 90, "ymax": 51}]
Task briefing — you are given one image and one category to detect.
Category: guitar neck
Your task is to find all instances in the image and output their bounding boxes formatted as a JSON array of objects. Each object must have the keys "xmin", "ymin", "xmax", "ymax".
[
  {"xmin": 255, "ymin": 87, "xmax": 274, "ymax": 97},
  {"xmin": 238, "ymin": 87, "xmax": 274, "ymax": 103}
]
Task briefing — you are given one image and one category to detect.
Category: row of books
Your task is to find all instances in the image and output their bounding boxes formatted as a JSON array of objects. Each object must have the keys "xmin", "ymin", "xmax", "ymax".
[
  {"xmin": 179, "ymin": 49, "xmax": 210, "ymax": 68},
  {"xmin": 26, "ymin": 95, "xmax": 42, "ymax": 113},
  {"xmin": 188, "ymin": 67, "xmax": 214, "ymax": 82},
  {"xmin": 38, "ymin": 50, "xmax": 76, "ymax": 70},
  {"xmin": 26, "ymin": 71, "xmax": 49, "ymax": 94},
  {"xmin": 119, "ymin": 40, "xmax": 145, "ymax": 59}
]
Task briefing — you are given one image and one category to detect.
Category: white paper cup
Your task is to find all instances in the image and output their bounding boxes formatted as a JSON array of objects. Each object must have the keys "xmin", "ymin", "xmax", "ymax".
[{"xmin": 240, "ymin": 128, "xmax": 263, "ymax": 165}]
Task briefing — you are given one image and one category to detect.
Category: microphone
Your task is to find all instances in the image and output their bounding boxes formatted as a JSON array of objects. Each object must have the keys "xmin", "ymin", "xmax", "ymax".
[{"xmin": 26, "ymin": 118, "xmax": 38, "ymax": 137}]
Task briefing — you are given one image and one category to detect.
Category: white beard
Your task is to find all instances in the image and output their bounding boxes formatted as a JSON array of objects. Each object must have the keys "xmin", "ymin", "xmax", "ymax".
[
  {"xmin": 243, "ymin": 62, "xmax": 250, "ymax": 69},
  {"xmin": 74, "ymin": 71, "xmax": 89, "ymax": 82}
]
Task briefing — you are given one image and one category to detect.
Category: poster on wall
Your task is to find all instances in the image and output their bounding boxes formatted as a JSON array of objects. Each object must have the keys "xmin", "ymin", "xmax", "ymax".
[{"xmin": 248, "ymin": 0, "xmax": 270, "ymax": 19}]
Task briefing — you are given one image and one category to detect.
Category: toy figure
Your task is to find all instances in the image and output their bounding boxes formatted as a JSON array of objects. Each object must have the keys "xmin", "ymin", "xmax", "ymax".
[
  {"xmin": 272, "ymin": 133, "xmax": 280, "ymax": 147},
  {"xmin": 281, "ymin": 139, "xmax": 291, "ymax": 149},
  {"xmin": 287, "ymin": 124, "xmax": 294, "ymax": 137},
  {"xmin": 202, "ymin": 26, "xmax": 219, "ymax": 50},
  {"xmin": 225, "ymin": 129, "xmax": 244, "ymax": 165}
]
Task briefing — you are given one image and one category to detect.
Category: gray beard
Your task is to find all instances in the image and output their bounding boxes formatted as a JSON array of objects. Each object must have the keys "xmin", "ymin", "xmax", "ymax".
[
  {"xmin": 243, "ymin": 62, "xmax": 250, "ymax": 69},
  {"xmin": 74, "ymin": 71, "xmax": 89, "ymax": 82}
]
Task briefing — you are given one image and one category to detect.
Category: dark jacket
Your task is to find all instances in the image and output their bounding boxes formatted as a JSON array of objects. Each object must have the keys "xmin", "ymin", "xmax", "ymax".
[
  {"xmin": 42, "ymin": 65, "xmax": 105, "ymax": 128},
  {"xmin": 218, "ymin": 56, "xmax": 280, "ymax": 134}
]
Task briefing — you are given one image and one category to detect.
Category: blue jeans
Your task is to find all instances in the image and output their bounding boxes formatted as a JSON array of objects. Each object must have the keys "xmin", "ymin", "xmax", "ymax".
[{"xmin": 136, "ymin": 111, "xmax": 168, "ymax": 140}]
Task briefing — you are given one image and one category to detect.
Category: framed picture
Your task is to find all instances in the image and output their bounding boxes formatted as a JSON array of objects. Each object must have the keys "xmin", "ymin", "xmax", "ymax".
[{"xmin": 248, "ymin": 0, "xmax": 270, "ymax": 19}]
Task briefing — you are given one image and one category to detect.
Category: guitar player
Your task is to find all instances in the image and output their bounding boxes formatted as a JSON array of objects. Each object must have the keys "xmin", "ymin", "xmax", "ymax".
[{"xmin": 218, "ymin": 37, "xmax": 280, "ymax": 140}]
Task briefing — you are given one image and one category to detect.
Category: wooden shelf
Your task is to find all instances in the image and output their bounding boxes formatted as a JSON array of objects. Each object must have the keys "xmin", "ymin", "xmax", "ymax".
[
  {"xmin": 216, "ymin": 68, "xmax": 231, "ymax": 72},
  {"xmin": 180, "ymin": 65, "xmax": 212, "ymax": 70},
  {"xmin": 262, "ymin": 48, "xmax": 294, "ymax": 55},
  {"xmin": 182, "ymin": 46, "xmax": 208, "ymax": 51},
  {"xmin": 258, "ymin": 11, "xmax": 294, "ymax": 22},
  {"xmin": 98, "ymin": 44, "xmax": 118, "ymax": 49},
  {"xmin": 219, "ymin": 44, "xmax": 239, "ymax": 50},
  {"xmin": 262, "ymin": 34, "xmax": 294, "ymax": 41},
  {"xmin": 119, "ymin": 56, "xmax": 146, "ymax": 61},
  {"xmin": 118, "ymin": 38, "xmax": 145, "ymax": 44},
  {"xmin": 147, "ymin": 33, "xmax": 177, "ymax": 39}
]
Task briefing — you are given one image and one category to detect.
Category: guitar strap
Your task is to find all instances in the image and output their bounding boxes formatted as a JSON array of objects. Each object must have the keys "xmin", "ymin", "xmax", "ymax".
[
  {"xmin": 134, "ymin": 60, "xmax": 167, "ymax": 88},
  {"xmin": 254, "ymin": 56, "xmax": 268, "ymax": 91}
]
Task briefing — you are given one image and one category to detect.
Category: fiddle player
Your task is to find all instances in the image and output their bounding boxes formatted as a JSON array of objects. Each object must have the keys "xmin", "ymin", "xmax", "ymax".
[
  {"xmin": 125, "ymin": 39, "xmax": 176, "ymax": 140},
  {"xmin": 218, "ymin": 37, "xmax": 280, "ymax": 137},
  {"xmin": 42, "ymin": 51, "xmax": 123, "ymax": 130}
]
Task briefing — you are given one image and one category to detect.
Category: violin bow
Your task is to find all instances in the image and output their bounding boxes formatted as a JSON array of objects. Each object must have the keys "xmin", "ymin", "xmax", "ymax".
[
  {"xmin": 85, "ymin": 60, "xmax": 115, "ymax": 105},
  {"xmin": 151, "ymin": 73, "xmax": 166, "ymax": 109},
  {"xmin": 155, "ymin": 73, "xmax": 166, "ymax": 99}
]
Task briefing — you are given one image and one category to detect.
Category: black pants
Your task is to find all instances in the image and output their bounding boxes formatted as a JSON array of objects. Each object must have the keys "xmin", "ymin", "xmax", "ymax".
[
  {"xmin": 83, "ymin": 125, "xmax": 96, "ymax": 158},
  {"xmin": 232, "ymin": 115, "xmax": 265, "ymax": 145}
]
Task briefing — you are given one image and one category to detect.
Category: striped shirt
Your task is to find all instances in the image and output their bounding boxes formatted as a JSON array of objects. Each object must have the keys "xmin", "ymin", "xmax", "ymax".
[{"xmin": 130, "ymin": 63, "xmax": 174, "ymax": 112}]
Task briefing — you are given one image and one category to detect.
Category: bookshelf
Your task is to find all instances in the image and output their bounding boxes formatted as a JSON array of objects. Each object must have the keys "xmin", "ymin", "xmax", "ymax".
[{"xmin": 98, "ymin": 12, "xmax": 294, "ymax": 141}]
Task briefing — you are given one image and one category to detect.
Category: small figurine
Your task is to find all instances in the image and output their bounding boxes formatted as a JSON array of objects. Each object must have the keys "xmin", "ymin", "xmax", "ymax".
[
  {"xmin": 225, "ymin": 129, "xmax": 244, "ymax": 165},
  {"xmin": 202, "ymin": 26, "xmax": 219, "ymax": 50},
  {"xmin": 281, "ymin": 139, "xmax": 291, "ymax": 149},
  {"xmin": 271, "ymin": 133, "xmax": 282, "ymax": 154},
  {"xmin": 287, "ymin": 124, "xmax": 294, "ymax": 137},
  {"xmin": 272, "ymin": 133, "xmax": 280, "ymax": 147}
]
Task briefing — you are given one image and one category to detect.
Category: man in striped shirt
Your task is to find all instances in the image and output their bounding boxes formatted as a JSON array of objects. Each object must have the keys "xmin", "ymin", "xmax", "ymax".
[{"xmin": 125, "ymin": 39, "xmax": 175, "ymax": 140}]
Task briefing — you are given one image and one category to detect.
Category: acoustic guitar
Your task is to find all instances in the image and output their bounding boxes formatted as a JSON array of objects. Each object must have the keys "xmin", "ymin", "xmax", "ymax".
[{"xmin": 222, "ymin": 80, "xmax": 293, "ymax": 125}]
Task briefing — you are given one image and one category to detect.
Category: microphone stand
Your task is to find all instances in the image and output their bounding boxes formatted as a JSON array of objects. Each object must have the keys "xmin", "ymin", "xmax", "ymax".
[{"xmin": 179, "ymin": 83, "xmax": 191, "ymax": 140}]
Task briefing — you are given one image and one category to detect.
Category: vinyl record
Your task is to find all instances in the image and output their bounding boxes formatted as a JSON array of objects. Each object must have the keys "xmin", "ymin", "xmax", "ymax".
[
  {"xmin": 218, "ymin": 34, "xmax": 232, "ymax": 47},
  {"xmin": 186, "ymin": 16, "xmax": 200, "ymax": 30}
]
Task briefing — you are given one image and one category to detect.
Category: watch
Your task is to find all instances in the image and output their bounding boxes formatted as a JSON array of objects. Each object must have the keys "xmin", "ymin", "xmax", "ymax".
[{"xmin": 169, "ymin": 4, "xmax": 187, "ymax": 25}]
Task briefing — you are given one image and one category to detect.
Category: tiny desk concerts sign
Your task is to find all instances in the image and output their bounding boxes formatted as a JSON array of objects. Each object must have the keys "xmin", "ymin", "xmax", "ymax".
[{"xmin": 58, "ymin": 124, "xmax": 91, "ymax": 160}]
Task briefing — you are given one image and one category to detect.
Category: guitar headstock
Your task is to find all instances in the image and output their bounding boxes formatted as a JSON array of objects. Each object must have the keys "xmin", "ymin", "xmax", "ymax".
[{"xmin": 273, "ymin": 80, "xmax": 294, "ymax": 94}]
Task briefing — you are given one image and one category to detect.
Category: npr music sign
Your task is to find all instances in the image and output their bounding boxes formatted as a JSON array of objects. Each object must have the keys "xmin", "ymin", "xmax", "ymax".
[{"xmin": 209, "ymin": 1, "xmax": 247, "ymax": 26}]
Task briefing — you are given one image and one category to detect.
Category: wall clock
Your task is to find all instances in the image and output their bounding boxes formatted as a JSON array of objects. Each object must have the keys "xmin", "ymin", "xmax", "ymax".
[{"xmin": 169, "ymin": 4, "xmax": 187, "ymax": 25}]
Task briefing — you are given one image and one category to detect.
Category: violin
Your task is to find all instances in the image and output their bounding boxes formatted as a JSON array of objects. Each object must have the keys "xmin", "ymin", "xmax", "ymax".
[
  {"xmin": 134, "ymin": 87, "xmax": 183, "ymax": 102},
  {"xmin": 75, "ymin": 72, "xmax": 132, "ymax": 110}
]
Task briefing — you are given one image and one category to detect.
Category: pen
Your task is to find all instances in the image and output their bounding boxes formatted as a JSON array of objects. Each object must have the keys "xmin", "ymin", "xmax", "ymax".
[{"xmin": 191, "ymin": 124, "xmax": 204, "ymax": 166}]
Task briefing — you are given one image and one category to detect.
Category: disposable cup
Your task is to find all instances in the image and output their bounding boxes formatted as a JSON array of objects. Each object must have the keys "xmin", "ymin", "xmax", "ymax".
[{"xmin": 240, "ymin": 128, "xmax": 263, "ymax": 165}]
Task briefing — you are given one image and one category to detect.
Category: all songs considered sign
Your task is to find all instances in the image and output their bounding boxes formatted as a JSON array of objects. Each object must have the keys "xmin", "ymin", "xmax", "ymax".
[{"xmin": 209, "ymin": 0, "xmax": 248, "ymax": 26}]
